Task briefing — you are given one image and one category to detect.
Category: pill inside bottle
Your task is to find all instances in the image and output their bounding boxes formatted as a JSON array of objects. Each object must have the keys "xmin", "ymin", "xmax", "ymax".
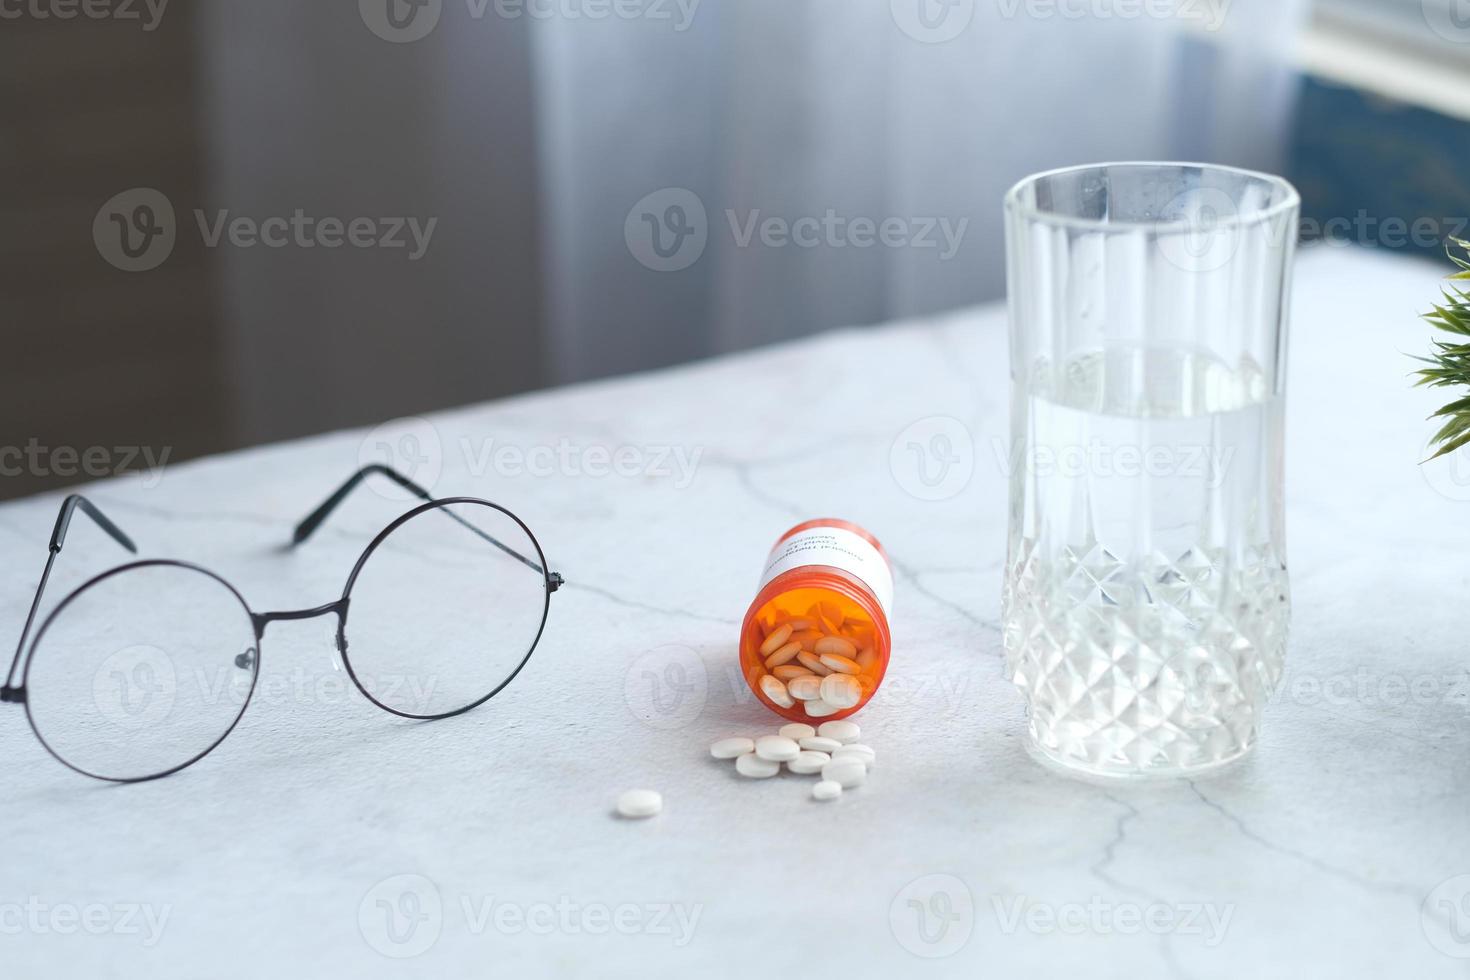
[{"xmin": 739, "ymin": 519, "xmax": 894, "ymax": 723}]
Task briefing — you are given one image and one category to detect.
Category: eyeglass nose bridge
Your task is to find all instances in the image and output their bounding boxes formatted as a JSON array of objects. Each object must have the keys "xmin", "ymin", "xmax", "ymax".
[{"xmin": 250, "ymin": 598, "xmax": 349, "ymax": 640}]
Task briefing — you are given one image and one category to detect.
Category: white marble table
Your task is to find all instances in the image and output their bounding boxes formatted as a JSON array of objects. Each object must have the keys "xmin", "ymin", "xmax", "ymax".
[{"xmin": 2, "ymin": 246, "xmax": 1467, "ymax": 978}]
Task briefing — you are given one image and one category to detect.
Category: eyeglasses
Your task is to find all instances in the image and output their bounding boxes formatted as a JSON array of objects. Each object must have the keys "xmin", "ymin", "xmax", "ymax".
[{"xmin": 1, "ymin": 465, "xmax": 563, "ymax": 783}]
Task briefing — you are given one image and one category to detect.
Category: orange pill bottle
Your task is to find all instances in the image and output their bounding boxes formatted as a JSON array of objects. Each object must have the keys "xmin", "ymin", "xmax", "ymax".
[{"xmin": 739, "ymin": 519, "xmax": 894, "ymax": 722}]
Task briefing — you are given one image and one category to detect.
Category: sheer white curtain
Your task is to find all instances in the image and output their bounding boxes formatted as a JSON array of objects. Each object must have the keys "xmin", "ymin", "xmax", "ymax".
[
  {"xmin": 533, "ymin": 0, "xmax": 1309, "ymax": 384},
  {"xmin": 198, "ymin": 0, "xmax": 1307, "ymax": 435}
]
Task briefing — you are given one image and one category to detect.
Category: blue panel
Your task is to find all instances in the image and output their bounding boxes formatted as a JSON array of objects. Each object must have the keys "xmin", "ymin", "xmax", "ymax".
[{"xmin": 1289, "ymin": 75, "xmax": 1470, "ymax": 255}]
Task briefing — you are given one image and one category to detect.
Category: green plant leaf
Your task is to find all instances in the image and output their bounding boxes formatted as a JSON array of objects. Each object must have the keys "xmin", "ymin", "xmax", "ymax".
[
  {"xmin": 1417, "ymin": 240, "xmax": 1470, "ymax": 461},
  {"xmin": 1426, "ymin": 427, "xmax": 1470, "ymax": 462}
]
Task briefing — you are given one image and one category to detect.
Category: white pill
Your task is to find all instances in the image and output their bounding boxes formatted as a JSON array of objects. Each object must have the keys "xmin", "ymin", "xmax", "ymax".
[
  {"xmin": 856, "ymin": 647, "xmax": 878, "ymax": 672},
  {"xmin": 764, "ymin": 641, "xmax": 803, "ymax": 669},
  {"xmin": 819, "ymin": 653, "xmax": 861, "ymax": 675},
  {"xmin": 798, "ymin": 736, "xmax": 842, "ymax": 753},
  {"xmin": 759, "ymin": 674, "xmax": 795, "ymax": 709},
  {"xmin": 616, "ymin": 789, "xmax": 662, "ymax": 818},
  {"xmin": 817, "ymin": 720, "xmax": 860, "ymax": 744},
  {"xmin": 822, "ymin": 759, "xmax": 867, "ymax": 788},
  {"xmin": 788, "ymin": 675, "xmax": 824, "ymax": 701},
  {"xmin": 786, "ymin": 750, "xmax": 830, "ymax": 774},
  {"xmin": 804, "ymin": 699, "xmax": 840, "ymax": 718},
  {"xmin": 791, "ymin": 630, "xmax": 823, "ymax": 651},
  {"xmin": 755, "ymin": 735, "xmax": 800, "ymax": 762},
  {"xmin": 735, "ymin": 753, "xmax": 780, "ymax": 778},
  {"xmin": 812, "ymin": 780, "xmax": 842, "ymax": 801},
  {"xmin": 814, "ymin": 635, "xmax": 858, "ymax": 659},
  {"xmin": 758, "ymin": 623, "xmax": 793, "ymax": 656},
  {"xmin": 831, "ymin": 743, "xmax": 875, "ymax": 765},
  {"xmin": 709, "ymin": 737, "xmax": 755, "ymax": 760},
  {"xmin": 797, "ymin": 652, "xmax": 832, "ymax": 676},
  {"xmin": 819, "ymin": 673, "xmax": 862, "ymax": 709},
  {"xmin": 779, "ymin": 723, "xmax": 816, "ymax": 740}
]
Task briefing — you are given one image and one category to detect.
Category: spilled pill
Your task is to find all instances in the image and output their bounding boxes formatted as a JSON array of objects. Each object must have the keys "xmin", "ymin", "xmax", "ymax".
[
  {"xmin": 616, "ymin": 789, "xmax": 662, "ymax": 818},
  {"xmin": 817, "ymin": 720, "xmax": 861, "ymax": 743},
  {"xmin": 736, "ymin": 753, "xmax": 780, "ymax": 778},
  {"xmin": 798, "ymin": 736, "xmax": 841, "ymax": 753},
  {"xmin": 832, "ymin": 743, "xmax": 875, "ymax": 765},
  {"xmin": 755, "ymin": 735, "xmax": 800, "ymax": 762},
  {"xmin": 709, "ymin": 737, "xmax": 754, "ymax": 759},
  {"xmin": 712, "ymin": 722, "xmax": 877, "ymax": 802},
  {"xmin": 787, "ymin": 751, "xmax": 830, "ymax": 774}
]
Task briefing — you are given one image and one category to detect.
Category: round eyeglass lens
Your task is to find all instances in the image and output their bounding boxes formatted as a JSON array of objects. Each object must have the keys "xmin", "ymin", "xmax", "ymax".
[
  {"xmin": 343, "ymin": 501, "xmax": 550, "ymax": 718},
  {"xmin": 25, "ymin": 562, "xmax": 258, "ymax": 781}
]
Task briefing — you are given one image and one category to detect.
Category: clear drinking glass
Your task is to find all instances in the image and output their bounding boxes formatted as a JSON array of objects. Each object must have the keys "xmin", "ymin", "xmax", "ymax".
[{"xmin": 1002, "ymin": 162, "xmax": 1299, "ymax": 779}]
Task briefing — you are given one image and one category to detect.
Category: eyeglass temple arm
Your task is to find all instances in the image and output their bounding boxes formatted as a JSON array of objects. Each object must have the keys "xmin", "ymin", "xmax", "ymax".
[
  {"xmin": 3, "ymin": 495, "xmax": 138, "ymax": 702},
  {"xmin": 290, "ymin": 464, "xmax": 557, "ymax": 583}
]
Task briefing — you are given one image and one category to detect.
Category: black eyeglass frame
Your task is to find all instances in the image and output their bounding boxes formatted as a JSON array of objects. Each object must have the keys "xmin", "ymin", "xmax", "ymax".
[{"xmin": 1, "ymin": 465, "xmax": 564, "ymax": 783}]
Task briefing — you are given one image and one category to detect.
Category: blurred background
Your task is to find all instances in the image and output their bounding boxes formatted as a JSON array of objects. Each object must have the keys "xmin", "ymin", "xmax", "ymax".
[{"xmin": 2, "ymin": 0, "xmax": 1466, "ymax": 498}]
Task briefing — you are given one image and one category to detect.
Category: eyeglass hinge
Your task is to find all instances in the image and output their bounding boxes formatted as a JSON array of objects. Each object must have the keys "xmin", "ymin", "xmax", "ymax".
[
  {"xmin": 548, "ymin": 572, "xmax": 564, "ymax": 593},
  {"xmin": 0, "ymin": 685, "xmax": 25, "ymax": 704}
]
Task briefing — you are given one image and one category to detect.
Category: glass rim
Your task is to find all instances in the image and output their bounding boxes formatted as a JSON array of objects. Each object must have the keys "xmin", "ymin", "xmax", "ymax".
[
  {"xmin": 337, "ymin": 495, "xmax": 554, "ymax": 721},
  {"xmin": 1004, "ymin": 161, "xmax": 1301, "ymax": 235},
  {"xmin": 22, "ymin": 558, "xmax": 260, "ymax": 783}
]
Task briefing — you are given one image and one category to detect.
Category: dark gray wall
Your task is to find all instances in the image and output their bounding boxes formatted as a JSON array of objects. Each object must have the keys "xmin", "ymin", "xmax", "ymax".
[
  {"xmin": 0, "ymin": 2, "xmax": 546, "ymax": 499},
  {"xmin": 0, "ymin": 7, "xmax": 230, "ymax": 499}
]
